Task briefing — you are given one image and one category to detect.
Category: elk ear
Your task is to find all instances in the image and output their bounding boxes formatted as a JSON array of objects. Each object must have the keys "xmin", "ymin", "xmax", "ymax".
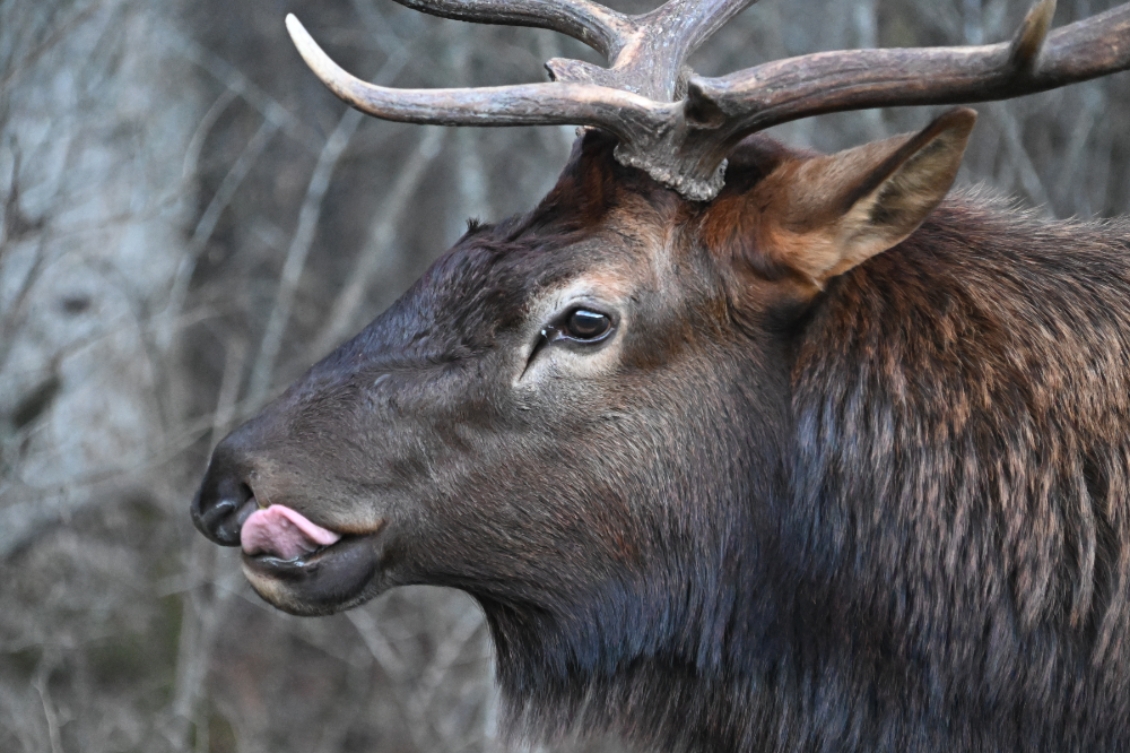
[{"xmin": 766, "ymin": 107, "xmax": 976, "ymax": 288}]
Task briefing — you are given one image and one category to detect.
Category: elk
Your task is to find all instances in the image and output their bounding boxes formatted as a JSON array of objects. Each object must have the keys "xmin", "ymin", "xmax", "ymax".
[{"xmin": 192, "ymin": 0, "xmax": 1130, "ymax": 750}]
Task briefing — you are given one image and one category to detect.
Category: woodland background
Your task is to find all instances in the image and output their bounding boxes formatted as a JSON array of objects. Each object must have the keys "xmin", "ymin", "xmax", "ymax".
[{"xmin": 1, "ymin": 0, "xmax": 1128, "ymax": 751}]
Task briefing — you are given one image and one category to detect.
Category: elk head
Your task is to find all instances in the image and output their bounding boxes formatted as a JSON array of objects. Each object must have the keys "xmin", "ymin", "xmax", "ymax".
[
  {"xmin": 191, "ymin": 0, "xmax": 1130, "ymax": 733},
  {"xmin": 192, "ymin": 105, "xmax": 987, "ymax": 610}
]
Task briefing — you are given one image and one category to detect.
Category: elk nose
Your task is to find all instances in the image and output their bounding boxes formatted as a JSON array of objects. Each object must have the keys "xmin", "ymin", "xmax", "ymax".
[{"xmin": 192, "ymin": 441, "xmax": 257, "ymax": 547}]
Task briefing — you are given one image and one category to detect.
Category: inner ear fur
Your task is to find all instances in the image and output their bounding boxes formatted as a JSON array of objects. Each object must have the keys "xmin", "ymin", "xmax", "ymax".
[{"xmin": 710, "ymin": 107, "xmax": 977, "ymax": 291}]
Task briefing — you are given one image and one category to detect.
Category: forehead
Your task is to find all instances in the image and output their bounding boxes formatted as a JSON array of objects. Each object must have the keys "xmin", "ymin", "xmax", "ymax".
[
  {"xmin": 460, "ymin": 196, "xmax": 675, "ymax": 305},
  {"xmin": 325, "ymin": 208, "xmax": 659, "ymax": 363}
]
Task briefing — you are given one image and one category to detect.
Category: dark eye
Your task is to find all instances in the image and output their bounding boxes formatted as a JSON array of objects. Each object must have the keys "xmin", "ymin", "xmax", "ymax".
[
  {"xmin": 561, "ymin": 309, "xmax": 613, "ymax": 342},
  {"xmin": 531, "ymin": 307, "xmax": 617, "ymax": 360}
]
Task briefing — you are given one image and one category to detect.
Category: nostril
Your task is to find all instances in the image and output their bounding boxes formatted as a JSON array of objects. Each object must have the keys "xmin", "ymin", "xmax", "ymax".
[
  {"xmin": 199, "ymin": 493, "xmax": 237, "ymax": 528},
  {"xmin": 192, "ymin": 471, "xmax": 257, "ymax": 547}
]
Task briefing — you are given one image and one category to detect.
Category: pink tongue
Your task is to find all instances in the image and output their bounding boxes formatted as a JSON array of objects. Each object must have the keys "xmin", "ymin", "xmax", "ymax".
[{"xmin": 241, "ymin": 505, "xmax": 342, "ymax": 560}]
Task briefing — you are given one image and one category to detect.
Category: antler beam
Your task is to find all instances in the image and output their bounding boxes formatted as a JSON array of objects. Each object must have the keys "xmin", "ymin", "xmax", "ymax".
[
  {"xmin": 684, "ymin": 1, "xmax": 1130, "ymax": 159},
  {"xmin": 286, "ymin": 16, "xmax": 678, "ymax": 140},
  {"xmin": 288, "ymin": 0, "xmax": 1130, "ymax": 202}
]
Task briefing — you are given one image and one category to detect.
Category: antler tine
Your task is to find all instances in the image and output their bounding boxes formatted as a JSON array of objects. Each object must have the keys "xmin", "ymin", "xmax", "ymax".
[
  {"xmin": 544, "ymin": 0, "xmax": 760, "ymax": 109},
  {"xmin": 1009, "ymin": 0, "xmax": 1056, "ymax": 68},
  {"xmin": 286, "ymin": 14, "xmax": 673, "ymax": 131},
  {"xmin": 638, "ymin": 0, "xmax": 760, "ymax": 63},
  {"xmin": 390, "ymin": 0, "xmax": 632, "ymax": 59},
  {"xmin": 686, "ymin": 1, "xmax": 1130, "ymax": 156}
]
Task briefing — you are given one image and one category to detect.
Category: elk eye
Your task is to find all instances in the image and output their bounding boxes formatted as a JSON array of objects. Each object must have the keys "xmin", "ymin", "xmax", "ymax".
[
  {"xmin": 561, "ymin": 309, "xmax": 612, "ymax": 342},
  {"xmin": 530, "ymin": 307, "xmax": 616, "ymax": 361}
]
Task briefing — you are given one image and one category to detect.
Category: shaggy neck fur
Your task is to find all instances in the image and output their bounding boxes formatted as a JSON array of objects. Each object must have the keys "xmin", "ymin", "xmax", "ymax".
[{"xmin": 484, "ymin": 193, "xmax": 1130, "ymax": 753}]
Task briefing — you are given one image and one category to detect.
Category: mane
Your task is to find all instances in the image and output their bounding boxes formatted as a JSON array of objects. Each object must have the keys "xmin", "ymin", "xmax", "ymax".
[
  {"xmin": 787, "ymin": 192, "xmax": 1130, "ymax": 749},
  {"xmin": 487, "ymin": 192, "xmax": 1130, "ymax": 752}
]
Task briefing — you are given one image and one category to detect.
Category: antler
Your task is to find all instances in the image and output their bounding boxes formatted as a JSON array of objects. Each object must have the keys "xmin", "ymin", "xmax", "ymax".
[
  {"xmin": 287, "ymin": 0, "xmax": 756, "ymax": 199},
  {"xmin": 288, "ymin": 0, "xmax": 1130, "ymax": 201}
]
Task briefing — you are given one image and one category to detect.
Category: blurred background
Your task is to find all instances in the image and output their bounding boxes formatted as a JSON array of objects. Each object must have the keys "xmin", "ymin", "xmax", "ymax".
[{"xmin": 1, "ymin": 0, "xmax": 1127, "ymax": 750}]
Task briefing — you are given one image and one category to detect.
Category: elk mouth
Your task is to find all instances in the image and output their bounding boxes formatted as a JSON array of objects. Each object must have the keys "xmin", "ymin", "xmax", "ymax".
[{"xmin": 239, "ymin": 504, "xmax": 386, "ymax": 615}]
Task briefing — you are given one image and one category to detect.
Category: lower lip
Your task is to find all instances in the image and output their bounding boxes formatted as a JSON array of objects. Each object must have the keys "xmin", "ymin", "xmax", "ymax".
[{"xmin": 241, "ymin": 530, "xmax": 384, "ymax": 612}]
